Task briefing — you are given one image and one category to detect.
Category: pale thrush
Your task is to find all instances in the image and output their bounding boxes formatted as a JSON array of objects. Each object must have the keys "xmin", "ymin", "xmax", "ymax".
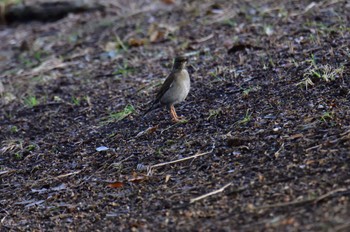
[{"xmin": 144, "ymin": 56, "xmax": 190, "ymax": 122}]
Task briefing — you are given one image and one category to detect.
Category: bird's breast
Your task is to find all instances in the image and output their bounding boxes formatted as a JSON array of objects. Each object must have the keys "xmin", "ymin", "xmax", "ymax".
[
  {"xmin": 175, "ymin": 70, "xmax": 190, "ymax": 102},
  {"xmin": 160, "ymin": 69, "xmax": 190, "ymax": 105},
  {"xmin": 179, "ymin": 69, "xmax": 190, "ymax": 93}
]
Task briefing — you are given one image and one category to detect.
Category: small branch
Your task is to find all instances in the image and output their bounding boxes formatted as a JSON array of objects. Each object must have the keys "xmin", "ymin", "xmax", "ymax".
[
  {"xmin": 190, "ymin": 182, "xmax": 232, "ymax": 203},
  {"xmin": 147, "ymin": 150, "xmax": 212, "ymax": 175},
  {"xmin": 55, "ymin": 170, "xmax": 82, "ymax": 179},
  {"xmin": 160, "ymin": 119, "xmax": 189, "ymax": 134},
  {"xmin": 340, "ymin": 129, "xmax": 350, "ymax": 137},
  {"xmin": 29, "ymin": 170, "xmax": 82, "ymax": 187},
  {"xmin": 315, "ymin": 187, "xmax": 348, "ymax": 203},
  {"xmin": 254, "ymin": 187, "xmax": 348, "ymax": 210},
  {"xmin": 306, "ymin": 129, "xmax": 350, "ymax": 152},
  {"xmin": 0, "ymin": 170, "xmax": 15, "ymax": 176},
  {"xmin": 334, "ymin": 222, "xmax": 350, "ymax": 232},
  {"xmin": 305, "ymin": 144, "xmax": 322, "ymax": 152}
]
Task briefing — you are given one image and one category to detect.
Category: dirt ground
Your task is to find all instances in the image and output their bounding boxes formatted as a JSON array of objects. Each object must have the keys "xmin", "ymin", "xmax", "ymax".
[{"xmin": 1, "ymin": 0, "xmax": 350, "ymax": 231}]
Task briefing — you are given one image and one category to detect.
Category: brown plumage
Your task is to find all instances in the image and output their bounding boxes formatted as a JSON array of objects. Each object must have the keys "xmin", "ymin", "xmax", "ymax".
[{"xmin": 143, "ymin": 56, "xmax": 190, "ymax": 122}]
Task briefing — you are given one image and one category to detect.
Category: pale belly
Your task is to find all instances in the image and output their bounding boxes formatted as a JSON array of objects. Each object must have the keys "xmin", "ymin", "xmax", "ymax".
[{"xmin": 160, "ymin": 70, "xmax": 190, "ymax": 106}]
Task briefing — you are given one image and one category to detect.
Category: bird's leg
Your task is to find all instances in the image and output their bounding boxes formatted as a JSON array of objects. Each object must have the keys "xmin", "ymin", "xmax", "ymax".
[{"xmin": 170, "ymin": 105, "xmax": 180, "ymax": 122}]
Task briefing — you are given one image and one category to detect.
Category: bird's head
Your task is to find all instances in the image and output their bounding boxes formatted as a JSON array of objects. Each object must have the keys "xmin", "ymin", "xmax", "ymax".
[{"xmin": 173, "ymin": 56, "xmax": 188, "ymax": 70}]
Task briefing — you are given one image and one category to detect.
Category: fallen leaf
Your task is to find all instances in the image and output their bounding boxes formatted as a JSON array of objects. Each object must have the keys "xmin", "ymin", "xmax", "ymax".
[
  {"xmin": 135, "ymin": 125, "xmax": 159, "ymax": 138},
  {"xmin": 108, "ymin": 173, "xmax": 148, "ymax": 188},
  {"xmin": 108, "ymin": 182, "xmax": 124, "ymax": 188},
  {"xmin": 280, "ymin": 217, "xmax": 296, "ymax": 225},
  {"xmin": 258, "ymin": 173, "xmax": 265, "ymax": 182},
  {"xmin": 223, "ymin": 39, "xmax": 233, "ymax": 49},
  {"xmin": 161, "ymin": 0, "xmax": 175, "ymax": 4},
  {"xmin": 32, "ymin": 57, "xmax": 65, "ymax": 73},
  {"xmin": 264, "ymin": 26, "xmax": 274, "ymax": 36},
  {"xmin": 104, "ymin": 41, "xmax": 117, "ymax": 51},
  {"xmin": 247, "ymin": 203, "xmax": 255, "ymax": 210},
  {"xmin": 288, "ymin": 134, "xmax": 303, "ymax": 140},
  {"xmin": 128, "ymin": 38, "xmax": 147, "ymax": 47},
  {"xmin": 148, "ymin": 23, "xmax": 177, "ymax": 43},
  {"xmin": 0, "ymin": 92, "xmax": 17, "ymax": 105},
  {"xmin": 149, "ymin": 30, "xmax": 166, "ymax": 43},
  {"xmin": 147, "ymin": 125, "xmax": 159, "ymax": 134},
  {"xmin": 305, "ymin": 160, "xmax": 316, "ymax": 165},
  {"xmin": 129, "ymin": 172, "xmax": 148, "ymax": 183}
]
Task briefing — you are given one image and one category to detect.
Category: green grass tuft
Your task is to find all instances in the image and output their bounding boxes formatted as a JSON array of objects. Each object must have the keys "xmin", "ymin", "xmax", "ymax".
[
  {"xmin": 100, "ymin": 104, "xmax": 135, "ymax": 125},
  {"xmin": 24, "ymin": 96, "xmax": 39, "ymax": 107}
]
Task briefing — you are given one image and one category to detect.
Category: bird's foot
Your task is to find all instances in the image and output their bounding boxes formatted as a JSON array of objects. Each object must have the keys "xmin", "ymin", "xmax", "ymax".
[
  {"xmin": 171, "ymin": 116, "xmax": 181, "ymax": 123},
  {"xmin": 171, "ymin": 116, "xmax": 188, "ymax": 123},
  {"xmin": 170, "ymin": 105, "xmax": 188, "ymax": 123}
]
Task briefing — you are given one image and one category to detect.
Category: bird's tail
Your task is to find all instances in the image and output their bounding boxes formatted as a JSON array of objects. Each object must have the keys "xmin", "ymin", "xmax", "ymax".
[{"xmin": 143, "ymin": 102, "xmax": 159, "ymax": 117}]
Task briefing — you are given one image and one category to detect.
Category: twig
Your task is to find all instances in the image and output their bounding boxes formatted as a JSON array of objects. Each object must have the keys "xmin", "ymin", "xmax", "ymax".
[
  {"xmin": 340, "ymin": 129, "xmax": 350, "ymax": 136},
  {"xmin": 150, "ymin": 151, "xmax": 212, "ymax": 168},
  {"xmin": 55, "ymin": 170, "xmax": 82, "ymax": 179},
  {"xmin": 0, "ymin": 209, "xmax": 9, "ymax": 224},
  {"xmin": 307, "ymin": 129, "xmax": 350, "ymax": 151},
  {"xmin": 290, "ymin": 2, "xmax": 318, "ymax": 17},
  {"xmin": 190, "ymin": 182, "xmax": 232, "ymax": 203},
  {"xmin": 274, "ymin": 143, "xmax": 284, "ymax": 158},
  {"xmin": 0, "ymin": 170, "xmax": 15, "ymax": 176},
  {"xmin": 305, "ymin": 144, "xmax": 322, "ymax": 152},
  {"xmin": 147, "ymin": 151, "xmax": 212, "ymax": 175},
  {"xmin": 254, "ymin": 187, "xmax": 348, "ymax": 210},
  {"xmin": 195, "ymin": 34, "xmax": 214, "ymax": 43},
  {"xmin": 255, "ymin": 198, "xmax": 313, "ymax": 210},
  {"xmin": 29, "ymin": 170, "xmax": 82, "ymax": 187},
  {"xmin": 314, "ymin": 187, "xmax": 348, "ymax": 203},
  {"xmin": 160, "ymin": 119, "xmax": 189, "ymax": 134},
  {"xmin": 334, "ymin": 222, "xmax": 350, "ymax": 232}
]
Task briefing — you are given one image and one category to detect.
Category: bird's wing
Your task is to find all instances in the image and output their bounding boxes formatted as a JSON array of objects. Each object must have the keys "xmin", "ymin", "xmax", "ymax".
[
  {"xmin": 143, "ymin": 73, "xmax": 174, "ymax": 117},
  {"xmin": 154, "ymin": 72, "xmax": 175, "ymax": 103}
]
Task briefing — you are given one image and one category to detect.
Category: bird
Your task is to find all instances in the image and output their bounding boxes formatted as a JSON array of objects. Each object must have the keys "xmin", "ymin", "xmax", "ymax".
[{"xmin": 143, "ymin": 56, "xmax": 190, "ymax": 122}]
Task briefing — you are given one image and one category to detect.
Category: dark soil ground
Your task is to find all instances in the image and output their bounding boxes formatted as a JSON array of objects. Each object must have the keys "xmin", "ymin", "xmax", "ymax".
[{"xmin": 1, "ymin": 0, "xmax": 350, "ymax": 231}]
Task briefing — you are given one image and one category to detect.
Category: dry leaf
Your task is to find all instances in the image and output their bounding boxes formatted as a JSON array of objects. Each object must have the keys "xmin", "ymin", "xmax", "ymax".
[
  {"xmin": 108, "ymin": 182, "xmax": 124, "ymax": 188},
  {"xmin": 108, "ymin": 173, "xmax": 148, "ymax": 189},
  {"xmin": 258, "ymin": 173, "xmax": 265, "ymax": 182},
  {"xmin": 128, "ymin": 173, "xmax": 148, "ymax": 183},
  {"xmin": 280, "ymin": 217, "xmax": 296, "ymax": 225},
  {"xmin": 247, "ymin": 203, "xmax": 255, "ymax": 210},
  {"xmin": 288, "ymin": 134, "xmax": 303, "ymax": 140},
  {"xmin": 305, "ymin": 160, "xmax": 315, "ymax": 165},
  {"xmin": 104, "ymin": 41, "xmax": 117, "ymax": 51},
  {"xmin": 128, "ymin": 38, "xmax": 146, "ymax": 47},
  {"xmin": 135, "ymin": 125, "xmax": 159, "ymax": 138},
  {"xmin": 147, "ymin": 125, "xmax": 159, "ymax": 134},
  {"xmin": 165, "ymin": 174, "xmax": 171, "ymax": 183},
  {"xmin": 161, "ymin": 0, "xmax": 175, "ymax": 4},
  {"xmin": 223, "ymin": 39, "xmax": 233, "ymax": 49},
  {"xmin": 150, "ymin": 30, "xmax": 166, "ymax": 43},
  {"xmin": 32, "ymin": 57, "xmax": 65, "ymax": 74},
  {"xmin": 148, "ymin": 23, "xmax": 177, "ymax": 43}
]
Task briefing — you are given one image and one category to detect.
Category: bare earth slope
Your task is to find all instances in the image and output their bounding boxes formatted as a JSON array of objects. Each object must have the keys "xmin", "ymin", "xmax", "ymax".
[{"xmin": 1, "ymin": 0, "xmax": 350, "ymax": 231}]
